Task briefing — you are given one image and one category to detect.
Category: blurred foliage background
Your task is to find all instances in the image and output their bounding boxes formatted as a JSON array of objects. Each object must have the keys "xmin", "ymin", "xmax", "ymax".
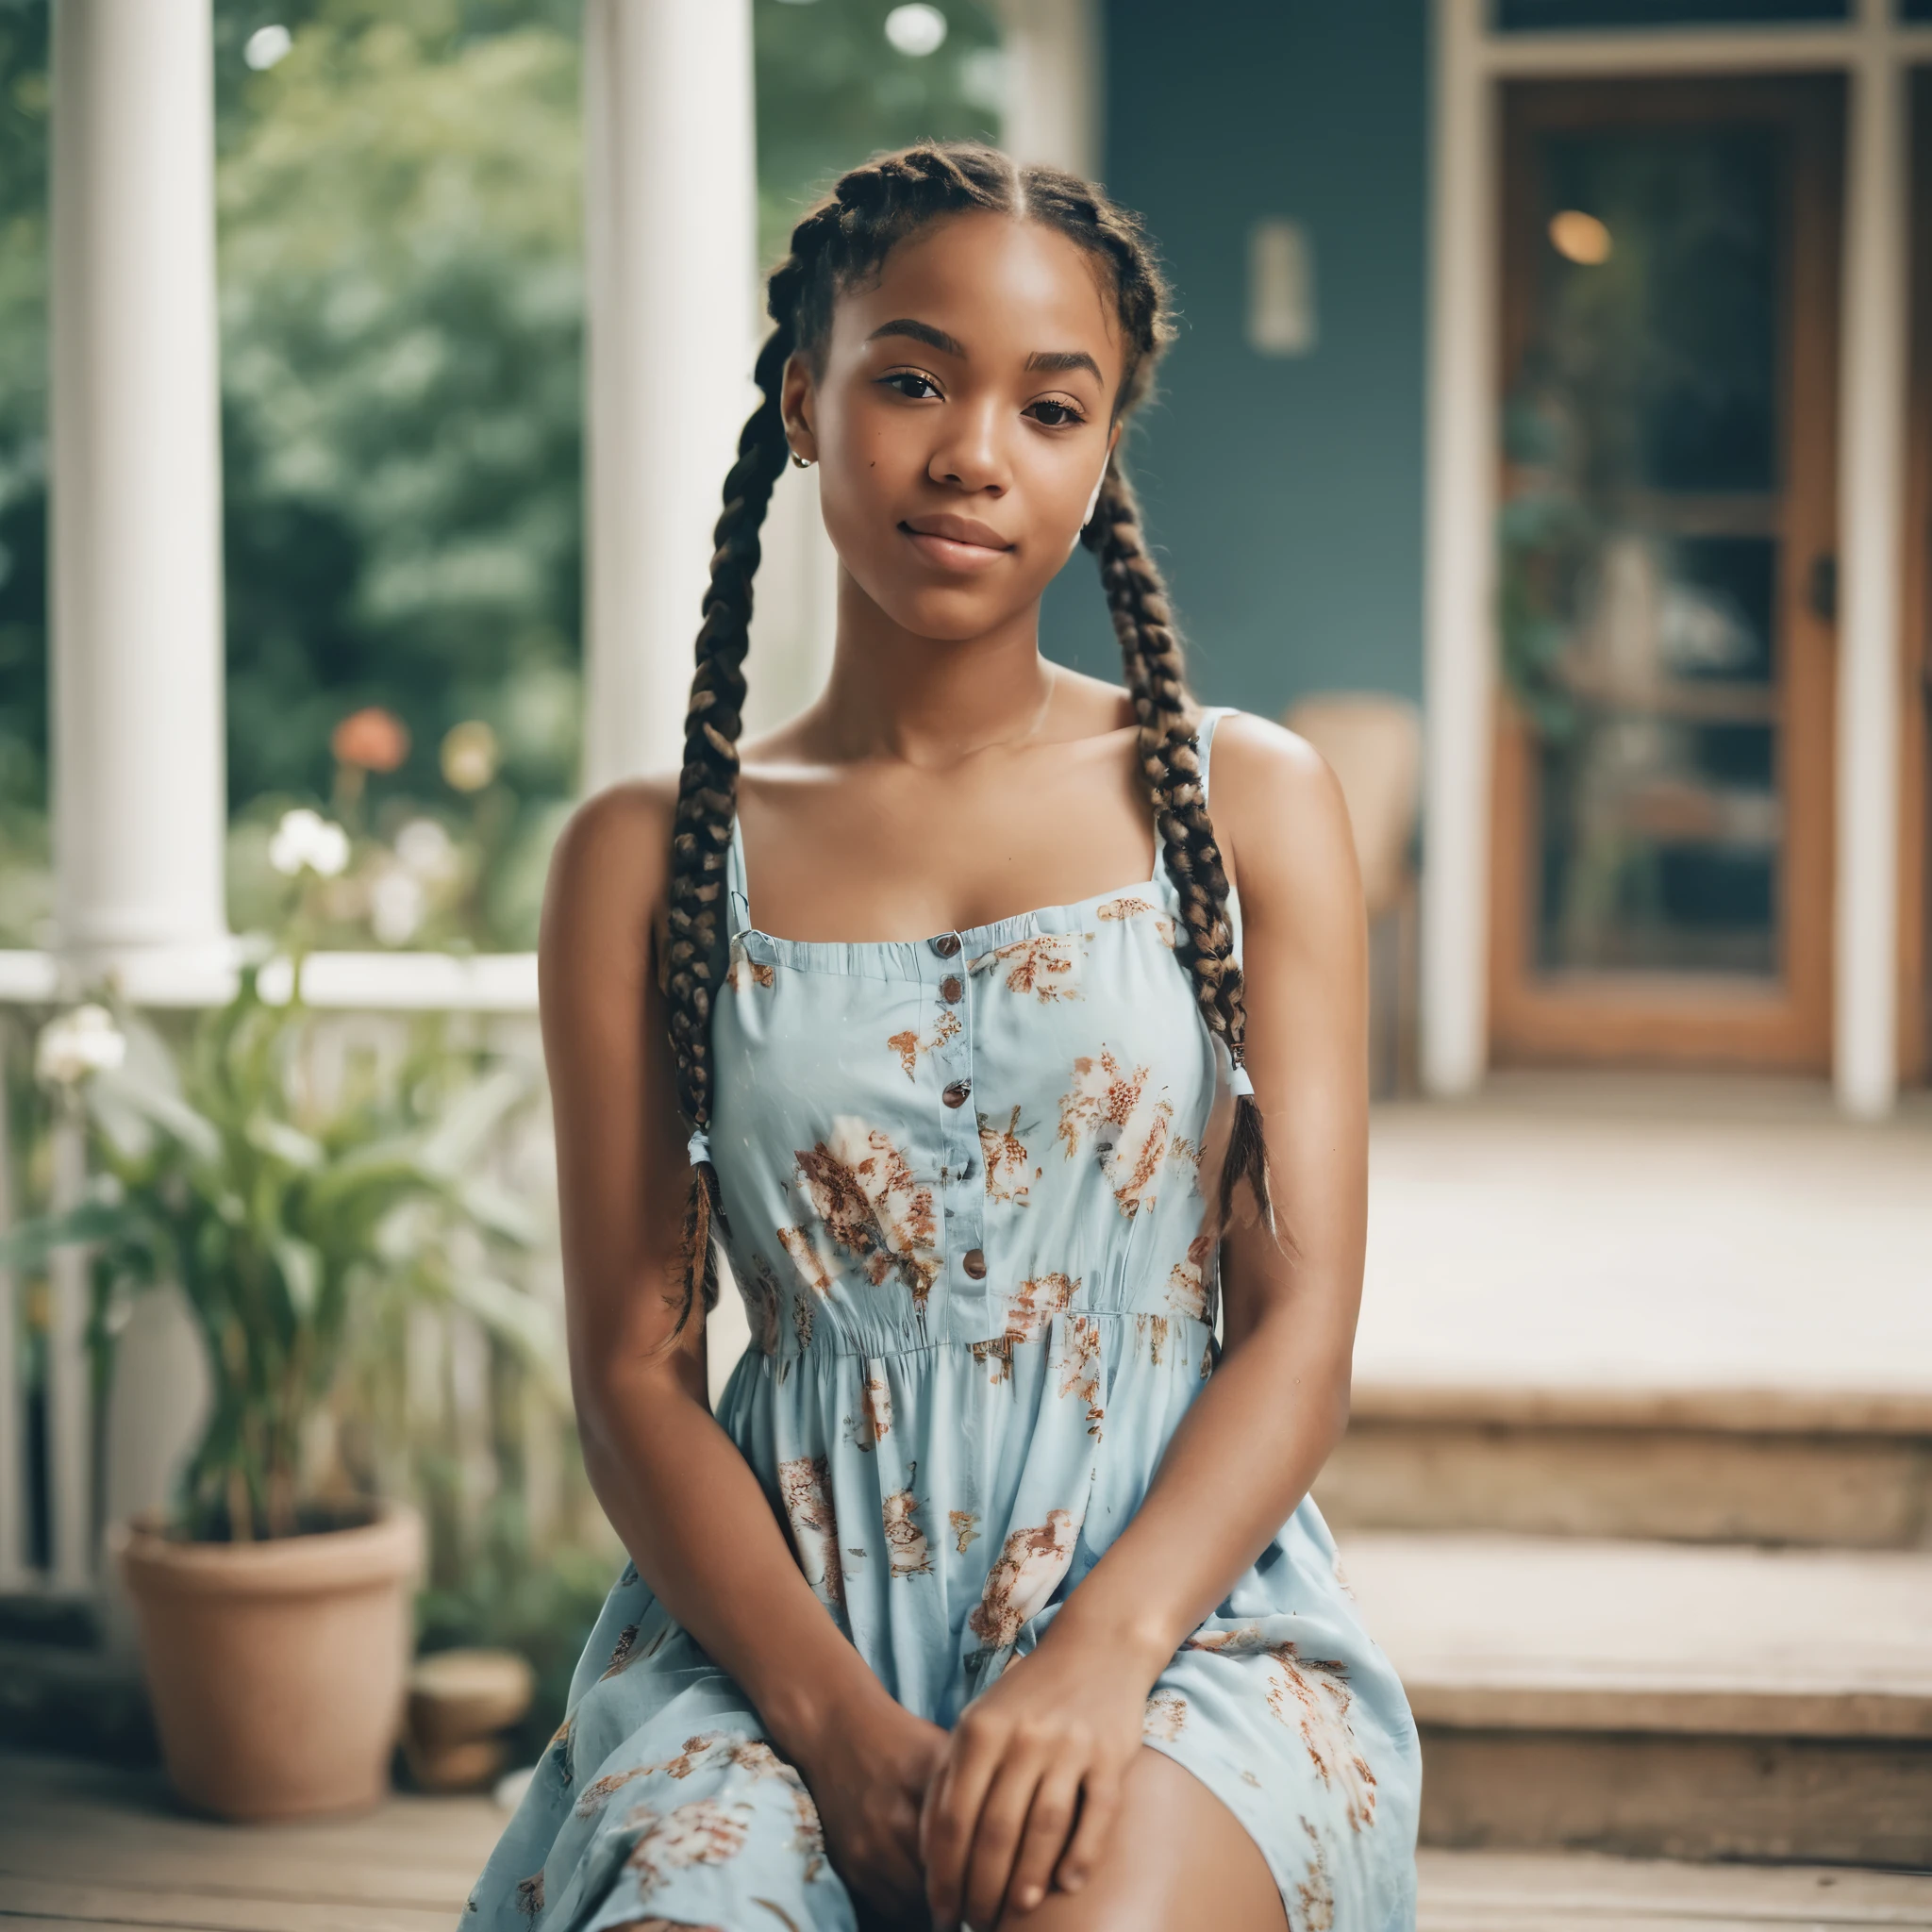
[{"xmin": 0, "ymin": 0, "xmax": 1000, "ymax": 953}]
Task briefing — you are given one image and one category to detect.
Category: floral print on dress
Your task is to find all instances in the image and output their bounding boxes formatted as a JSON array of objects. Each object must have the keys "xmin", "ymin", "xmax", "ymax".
[
  {"xmin": 1188, "ymin": 1627, "xmax": 1379, "ymax": 1833},
  {"xmin": 1096, "ymin": 895, "xmax": 1177, "ymax": 948},
  {"xmin": 883, "ymin": 1473, "xmax": 934, "ymax": 1577},
  {"xmin": 775, "ymin": 1225, "xmax": 833, "ymax": 1300},
  {"xmin": 1057, "ymin": 1049, "xmax": 1191, "ymax": 1218},
  {"xmin": 1007, "ymin": 1271, "xmax": 1076, "ymax": 1341},
  {"xmin": 625, "ymin": 1796, "xmax": 753, "ymax": 1893},
  {"xmin": 777, "ymin": 1455, "xmax": 845, "ymax": 1615},
  {"xmin": 513, "ymin": 1872, "xmax": 543, "ymax": 1919},
  {"xmin": 977, "ymin": 1107, "xmax": 1038, "ymax": 1205},
  {"xmin": 1057, "ymin": 1312, "xmax": 1105, "ymax": 1435},
  {"xmin": 968, "ymin": 1508, "xmax": 1079, "ymax": 1652},
  {"xmin": 791, "ymin": 1120, "xmax": 941, "ymax": 1309},
  {"xmin": 887, "ymin": 1005, "xmax": 961, "ymax": 1080},
  {"xmin": 1167, "ymin": 1231, "xmax": 1217, "ymax": 1321},
  {"xmin": 1295, "ymin": 1818, "xmax": 1338, "ymax": 1931},
  {"xmin": 949, "ymin": 1507, "xmax": 982, "ymax": 1554},
  {"xmin": 726, "ymin": 950, "xmax": 776, "ymax": 994},
  {"xmin": 968, "ymin": 1335, "xmax": 1014, "ymax": 1386},
  {"xmin": 969, "ymin": 932, "xmax": 1089, "ymax": 1002},
  {"xmin": 1143, "ymin": 1690, "xmax": 1189, "ymax": 1740},
  {"xmin": 845, "ymin": 1365, "xmax": 892, "ymax": 1450}
]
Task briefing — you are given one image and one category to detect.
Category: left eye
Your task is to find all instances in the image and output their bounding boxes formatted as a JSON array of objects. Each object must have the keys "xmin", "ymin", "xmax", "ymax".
[
  {"xmin": 1028, "ymin": 399, "xmax": 1083, "ymax": 427},
  {"xmin": 885, "ymin": 373, "xmax": 941, "ymax": 400}
]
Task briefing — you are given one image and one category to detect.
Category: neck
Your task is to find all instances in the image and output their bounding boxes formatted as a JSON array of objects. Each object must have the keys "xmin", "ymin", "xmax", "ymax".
[{"xmin": 814, "ymin": 566, "xmax": 1058, "ymax": 768}]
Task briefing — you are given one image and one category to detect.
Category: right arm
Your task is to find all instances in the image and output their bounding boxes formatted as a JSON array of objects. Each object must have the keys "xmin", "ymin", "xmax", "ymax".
[{"xmin": 538, "ymin": 783, "xmax": 944, "ymax": 1907}]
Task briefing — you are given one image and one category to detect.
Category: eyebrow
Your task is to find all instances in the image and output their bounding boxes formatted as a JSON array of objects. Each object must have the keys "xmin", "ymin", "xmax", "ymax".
[
  {"xmin": 865, "ymin": 319, "xmax": 1105, "ymax": 387},
  {"xmin": 1025, "ymin": 348, "xmax": 1104, "ymax": 384},
  {"xmin": 866, "ymin": 318, "xmax": 967, "ymax": 358}
]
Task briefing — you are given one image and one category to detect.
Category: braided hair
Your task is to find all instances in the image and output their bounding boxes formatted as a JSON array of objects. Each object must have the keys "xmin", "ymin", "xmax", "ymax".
[{"xmin": 665, "ymin": 142, "xmax": 1273, "ymax": 1330}]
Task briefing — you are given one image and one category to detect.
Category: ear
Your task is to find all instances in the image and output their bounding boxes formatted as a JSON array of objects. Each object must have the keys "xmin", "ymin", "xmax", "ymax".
[{"xmin": 780, "ymin": 350, "xmax": 819, "ymax": 465}]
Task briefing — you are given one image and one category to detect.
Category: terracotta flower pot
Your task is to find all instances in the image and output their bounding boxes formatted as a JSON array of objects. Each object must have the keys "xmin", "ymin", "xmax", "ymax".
[{"xmin": 109, "ymin": 1501, "xmax": 424, "ymax": 1822}]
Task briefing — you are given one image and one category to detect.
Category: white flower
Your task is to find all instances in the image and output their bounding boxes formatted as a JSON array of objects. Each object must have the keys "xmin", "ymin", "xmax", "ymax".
[
  {"xmin": 243, "ymin": 23, "xmax": 292, "ymax": 69},
  {"xmin": 270, "ymin": 808, "xmax": 350, "ymax": 879},
  {"xmin": 369, "ymin": 867, "xmax": 425, "ymax": 946},
  {"xmin": 36, "ymin": 1004, "xmax": 127, "ymax": 1086},
  {"xmin": 394, "ymin": 817, "xmax": 458, "ymax": 883}
]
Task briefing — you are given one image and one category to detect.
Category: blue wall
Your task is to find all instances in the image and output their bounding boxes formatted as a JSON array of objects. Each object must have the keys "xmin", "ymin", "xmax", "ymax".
[{"xmin": 1042, "ymin": 0, "xmax": 1430, "ymax": 720}]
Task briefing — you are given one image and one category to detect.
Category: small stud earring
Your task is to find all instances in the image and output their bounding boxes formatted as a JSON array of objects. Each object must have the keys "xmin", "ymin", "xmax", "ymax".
[{"xmin": 789, "ymin": 450, "xmax": 815, "ymax": 470}]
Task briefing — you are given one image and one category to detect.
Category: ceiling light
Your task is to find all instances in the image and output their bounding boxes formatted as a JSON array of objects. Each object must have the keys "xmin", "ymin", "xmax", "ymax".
[{"xmin": 1548, "ymin": 209, "xmax": 1612, "ymax": 265}]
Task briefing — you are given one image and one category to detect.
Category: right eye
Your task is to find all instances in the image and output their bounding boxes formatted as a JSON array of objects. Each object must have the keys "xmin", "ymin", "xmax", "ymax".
[{"xmin": 880, "ymin": 371, "xmax": 942, "ymax": 400}]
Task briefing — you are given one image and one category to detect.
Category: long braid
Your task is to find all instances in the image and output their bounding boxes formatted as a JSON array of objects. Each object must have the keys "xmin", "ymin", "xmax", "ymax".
[
  {"xmin": 666, "ymin": 141, "xmax": 1276, "ymax": 1331},
  {"xmin": 663, "ymin": 312, "xmax": 795, "ymax": 1326},
  {"xmin": 1087, "ymin": 462, "xmax": 1274, "ymax": 1237}
]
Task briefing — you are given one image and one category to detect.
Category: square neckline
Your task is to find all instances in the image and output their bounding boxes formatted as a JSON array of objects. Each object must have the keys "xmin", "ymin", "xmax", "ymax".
[{"xmin": 725, "ymin": 705, "xmax": 1231, "ymax": 957}]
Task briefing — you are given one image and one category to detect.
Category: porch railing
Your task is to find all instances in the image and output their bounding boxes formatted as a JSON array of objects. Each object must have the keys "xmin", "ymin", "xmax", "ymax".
[{"xmin": 0, "ymin": 948, "xmax": 609, "ymax": 1605}]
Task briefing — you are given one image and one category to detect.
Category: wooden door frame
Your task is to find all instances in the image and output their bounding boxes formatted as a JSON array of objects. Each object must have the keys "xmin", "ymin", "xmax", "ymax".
[
  {"xmin": 1901, "ymin": 66, "xmax": 1932, "ymax": 1087},
  {"xmin": 1489, "ymin": 75, "xmax": 1843, "ymax": 1072}
]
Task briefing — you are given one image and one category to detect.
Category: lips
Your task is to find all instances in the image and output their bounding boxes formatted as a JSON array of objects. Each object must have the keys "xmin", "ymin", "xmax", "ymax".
[{"xmin": 899, "ymin": 513, "xmax": 1013, "ymax": 575}]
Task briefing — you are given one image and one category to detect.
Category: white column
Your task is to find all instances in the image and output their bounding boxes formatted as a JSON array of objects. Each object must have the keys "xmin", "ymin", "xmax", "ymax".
[
  {"xmin": 1420, "ymin": 0, "xmax": 1497, "ymax": 1097},
  {"xmin": 996, "ymin": 0, "xmax": 1102, "ymax": 178},
  {"xmin": 581, "ymin": 0, "xmax": 759, "ymax": 792},
  {"xmin": 49, "ymin": 0, "xmax": 230, "ymax": 995},
  {"xmin": 1833, "ymin": 14, "xmax": 1908, "ymax": 1119},
  {"xmin": 0, "ymin": 1022, "xmax": 25, "ymax": 1591}
]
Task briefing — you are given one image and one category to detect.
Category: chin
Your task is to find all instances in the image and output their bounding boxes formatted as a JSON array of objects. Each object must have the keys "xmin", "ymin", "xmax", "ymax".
[{"xmin": 868, "ymin": 576, "xmax": 1032, "ymax": 644}]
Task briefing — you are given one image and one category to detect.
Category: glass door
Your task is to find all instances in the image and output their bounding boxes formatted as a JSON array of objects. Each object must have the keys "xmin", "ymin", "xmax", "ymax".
[{"xmin": 1491, "ymin": 76, "xmax": 1842, "ymax": 1070}]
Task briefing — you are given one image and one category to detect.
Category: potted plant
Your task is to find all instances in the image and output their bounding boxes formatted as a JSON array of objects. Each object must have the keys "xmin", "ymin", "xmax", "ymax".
[{"xmin": 5, "ymin": 819, "xmax": 551, "ymax": 1821}]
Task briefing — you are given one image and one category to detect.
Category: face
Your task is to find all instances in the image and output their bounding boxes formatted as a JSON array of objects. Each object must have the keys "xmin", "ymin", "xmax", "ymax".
[{"xmin": 782, "ymin": 211, "xmax": 1126, "ymax": 641}]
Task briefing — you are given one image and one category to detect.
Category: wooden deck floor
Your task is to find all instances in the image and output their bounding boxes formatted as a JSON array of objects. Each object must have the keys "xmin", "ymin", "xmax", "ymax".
[{"xmin": 4, "ymin": 1752, "xmax": 1931, "ymax": 1932}]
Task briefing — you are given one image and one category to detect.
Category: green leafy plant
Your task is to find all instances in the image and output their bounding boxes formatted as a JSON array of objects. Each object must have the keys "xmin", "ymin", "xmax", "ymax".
[{"xmin": 2, "ymin": 950, "xmax": 554, "ymax": 1543}]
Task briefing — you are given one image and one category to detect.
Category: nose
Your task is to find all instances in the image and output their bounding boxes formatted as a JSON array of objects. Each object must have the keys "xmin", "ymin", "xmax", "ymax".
[{"xmin": 927, "ymin": 396, "xmax": 1008, "ymax": 495}]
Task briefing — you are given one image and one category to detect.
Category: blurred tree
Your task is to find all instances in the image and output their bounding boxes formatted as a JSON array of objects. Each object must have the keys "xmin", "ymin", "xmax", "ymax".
[{"xmin": 0, "ymin": 0, "xmax": 1001, "ymax": 950}]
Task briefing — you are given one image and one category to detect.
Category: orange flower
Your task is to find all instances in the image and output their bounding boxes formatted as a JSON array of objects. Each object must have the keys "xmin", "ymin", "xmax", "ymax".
[{"xmin": 331, "ymin": 706, "xmax": 410, "ymax": 772}]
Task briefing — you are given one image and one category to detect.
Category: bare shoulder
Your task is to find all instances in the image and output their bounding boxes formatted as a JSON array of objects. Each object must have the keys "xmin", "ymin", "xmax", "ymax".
[
  {"xmin": 538, "ymin": 773, "xmax": 681, "ymax": 993},
  {"xmin": 1204, "ymin": 709, "xmax": 1361, "ymax": 927}
]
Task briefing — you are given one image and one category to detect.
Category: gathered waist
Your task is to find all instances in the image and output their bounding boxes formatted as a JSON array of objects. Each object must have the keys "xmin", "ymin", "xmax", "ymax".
[{"xmin": 740, "ymin": 1304, "xmax": 1217, "ymax": 1378}]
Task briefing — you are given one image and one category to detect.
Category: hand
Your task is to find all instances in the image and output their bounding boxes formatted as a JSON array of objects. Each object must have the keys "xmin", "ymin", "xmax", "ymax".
[
  {"xmin": 919, "ymin": 1635, "xmax": 1151, "ymax": 1930},
  {"xmin": 789, "ymin": 1687, "xmax": 950, "ymax": 1924}
]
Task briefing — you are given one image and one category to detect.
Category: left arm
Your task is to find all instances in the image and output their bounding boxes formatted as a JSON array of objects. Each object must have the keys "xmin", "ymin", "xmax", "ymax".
[{"xmin": 920, "ymin": 714, "xmax": 1370, "ymax": 1929}]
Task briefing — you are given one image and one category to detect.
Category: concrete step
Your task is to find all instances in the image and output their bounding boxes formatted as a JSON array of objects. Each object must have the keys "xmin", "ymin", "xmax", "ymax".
[
  {"xmin": 1317, "ymin": 1385, "xmax": 1932, "ymax": 1548},
  {"xmin": 1417, "ymin": 1848, "xmax": 1932, "ymax": 1930},
  {"xmin": 1344, "ymin": 1533, "xmax": 1932, "ymax": 1866}
]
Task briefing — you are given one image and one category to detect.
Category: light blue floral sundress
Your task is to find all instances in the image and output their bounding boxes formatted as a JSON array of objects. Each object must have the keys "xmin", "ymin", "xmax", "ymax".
[{"xmin": 466, "ymin": 708, "xmax": 1421, "ymax": 1931}]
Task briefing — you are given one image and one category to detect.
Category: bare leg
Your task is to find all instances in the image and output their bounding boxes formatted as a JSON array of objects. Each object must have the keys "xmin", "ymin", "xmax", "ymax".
[{"xmin": 1002, "ymin": 1748, "xmax": 1287, "ymax": 1932}]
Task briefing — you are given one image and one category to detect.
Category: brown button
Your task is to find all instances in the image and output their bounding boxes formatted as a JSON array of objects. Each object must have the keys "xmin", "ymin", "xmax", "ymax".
[
  {"xmin": 961, "ymin": 1248, "xmax": 988, "ymax": 1280},
  {"xmin": 932, "ymin": 933, "xmax": 961, "ymax": 958},
  {"xmin": 940, "ymin": 974, "xmax": 963, "ymax": 1003},
  {"xmin": 941, "ymin": 1079, "xmax": 972, "ymax": 1108}
]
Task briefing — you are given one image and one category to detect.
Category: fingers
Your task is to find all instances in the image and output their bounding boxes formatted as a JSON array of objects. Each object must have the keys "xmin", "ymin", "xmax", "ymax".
[
  {"xmin": 1054, "ymin": 1767, "xmax": 1122, "ymax": 1898},
  {"xmin": 922, "ymin": 1714, "xmax": 1005, "ymax": 1929},
  {"xmin": 960, "ymin": 1755, "xmax": 1048, "ymax": 1930},
  {"xmin": 1001, "ymin": 1761, "xmax": 1084, "ymax": 1918}
]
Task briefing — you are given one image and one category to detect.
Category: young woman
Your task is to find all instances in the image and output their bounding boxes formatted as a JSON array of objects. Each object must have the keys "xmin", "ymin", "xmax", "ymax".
[{"xmin": 468, "ymin": 143, "xmax": 1419, "ymax": 1932}]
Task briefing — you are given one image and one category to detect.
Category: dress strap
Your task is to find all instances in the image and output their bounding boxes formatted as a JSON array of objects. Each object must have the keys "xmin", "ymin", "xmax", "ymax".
[
  {"xmin": 725, "ymin": 813, "xmax": 751, "ymax": 938},
  {"xmin": 1196, "ymin": 704, "xmax": 1233, "ymax": 805}
]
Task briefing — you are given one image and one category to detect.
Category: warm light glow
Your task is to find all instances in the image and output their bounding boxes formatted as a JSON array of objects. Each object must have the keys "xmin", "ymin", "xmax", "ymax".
[
  {"xmin": 1548, "ymin": 209, "xmax": 1612, "ymax": 266},
  {"xmin": 885, "ymin": 5, "xmax": 948, "ymax": 57}
]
